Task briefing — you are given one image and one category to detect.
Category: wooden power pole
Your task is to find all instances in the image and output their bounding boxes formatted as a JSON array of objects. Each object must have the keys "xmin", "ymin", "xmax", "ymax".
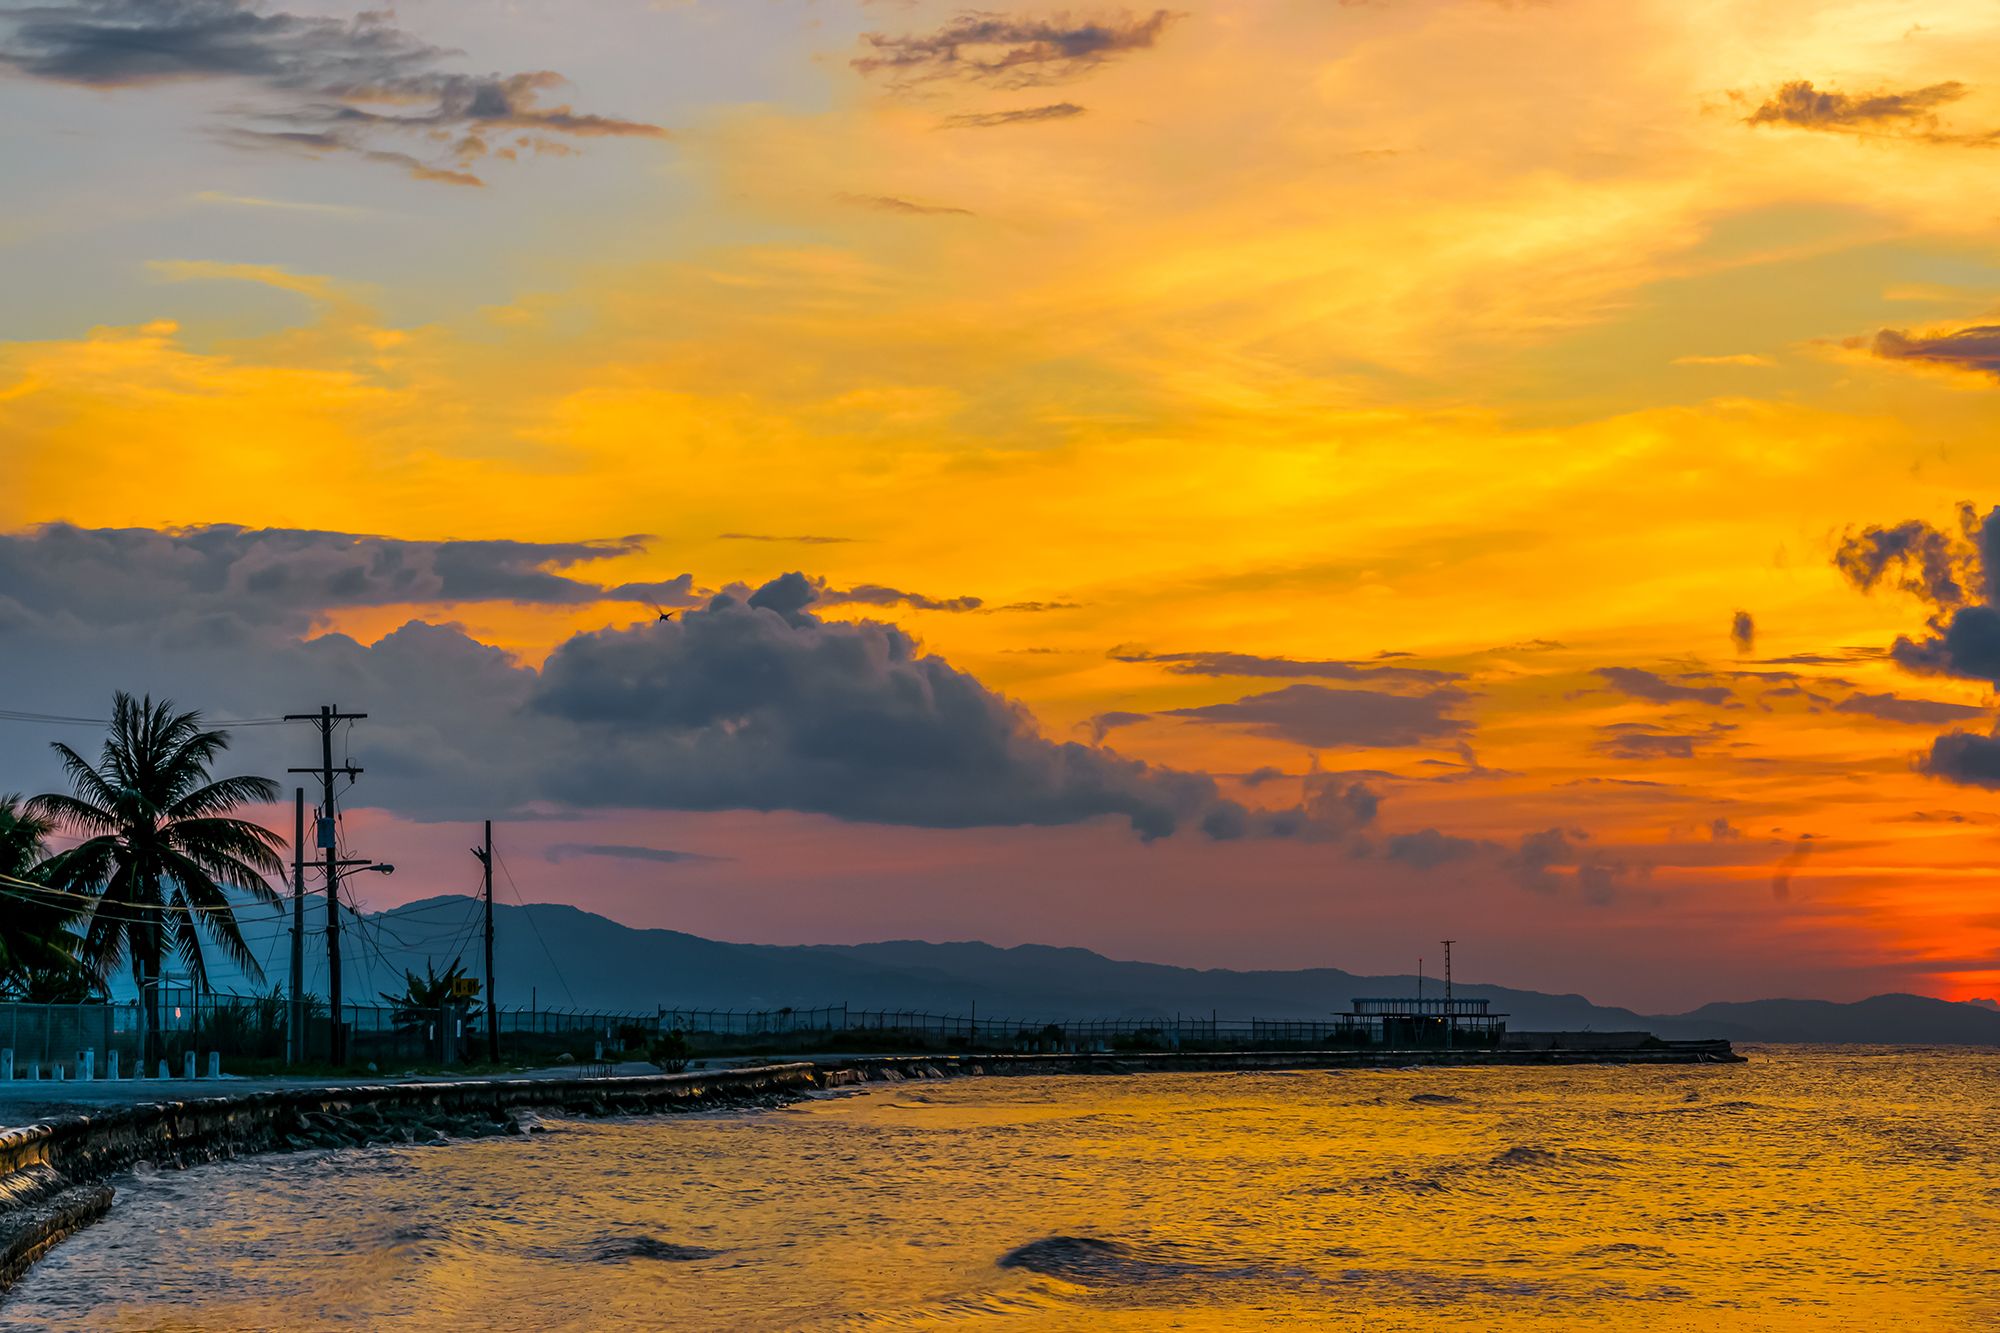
[
  {"xmin": 474, "ymin": 821, "xmax": 498, "ymax": 1063},
  {"xmin": 289, "ymin": 788, "xmax": 305, "ymax": 1065},
  {"xmin": 287, "ymin": 705, "xmax": 365, "ymax": 1064}
]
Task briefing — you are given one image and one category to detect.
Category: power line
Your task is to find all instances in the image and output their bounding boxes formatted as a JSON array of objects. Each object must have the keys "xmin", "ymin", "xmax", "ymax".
[
  {"xmin": 0, "ymin": 709, "xmax": 295, "ymax": 728},
  {"xmin": 0, "ymin": 873, "xmax": 290, "ymax": 922},
  {"xmin": 494, "ymin": 850, "xmax": 573, "ymax": 1009}
]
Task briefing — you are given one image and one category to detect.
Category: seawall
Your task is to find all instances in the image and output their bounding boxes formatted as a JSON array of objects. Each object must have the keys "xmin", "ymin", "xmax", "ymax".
[{"xmin": 0, "ymin": 1041, "xmax": 1737, "ymax": 1292}]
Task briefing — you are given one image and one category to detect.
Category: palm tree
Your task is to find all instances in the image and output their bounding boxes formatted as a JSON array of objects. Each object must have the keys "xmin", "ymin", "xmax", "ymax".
[
  {"xmin": 380, "ymin": 956, "xmax": 480, "ymax": 1026},
  {"xmin": 380, "ymin": 956, "xmax": 480, "ymax": 1061},
  {"xmin": 30, "ymin": 694, "xmax": 285, "ymax": 1065},
  {"xmin": 0, "ymin": 795, "xmax": 91, "ymax": 996}
]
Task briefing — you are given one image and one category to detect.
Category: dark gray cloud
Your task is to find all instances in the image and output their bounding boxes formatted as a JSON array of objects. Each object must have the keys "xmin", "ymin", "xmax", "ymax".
[
  {"xmin": 1751, "ymin": 648, "xmax": 1887, "ymax": 666},
  {"xmin": 855, "ymin": 10, "xmax": 1175, "ymax": 87},
  {"xmin": 1867, "ymin": 324, "xmax": 2000, "ymax": 378},
  {"xmin": 1834, "ymin": 691, "xmax": 1988, "ymax": 725},
  {"xmin": 1165, "ymin": 683, "xmax": 1471, "ymax": 748},
  {"xmin": 1087, "ymin": 710, "xmax": 1150, "ymax": 743},
  {"xmin": 1745, "ymin": 79, "xmax": 1970, "ymax": 132},
  {"xmin": 0, "ymin": 524, "xmax": 1476, "ymax": 849},
  {"xmin": 831, "ymin": 582, "xmax": 984, "ymax": 613},
  {"xmin": 525, "ymin": 577, "xmax": 1339, "ymax": 839},
  {"xmin": 941, "ymin": 101, "xmax": 1085, "ymax": 128},
  {"xmin": 1834, "ymin": 515, "xmax": 1970, "ymax": 604},
  {"xmin": 1770, "ymin": 834, "xmax": 1813, "ymax": 901},
  {"xmin": 1384, "ymin": 828, "xmax": 1491, "ymax": 869},
  {"xmin": 1731, "ymin": 610, "xmax": 1755, "ymax": 654},
  {"xmin": 1592, "ymin": 666, "xmax": 1733, "ymax": 706},
  {"xmin": 842, "ymin": 193, "xmax": 975, "ymax": 217},
  {"xmin": 732, "ymin": 571, "xmax": 983, "ymax": 616},
  {"xmin": 1919, "ymin": 726, "xmax": 2000, "ymax": 788},
  {"xmin": 1113, "ymin": 646, "xmax": 1463, "ymax": 688},
  {"xmin": 0, "ymin": 523, "xmax": 671, "ymax": 637},
  {"xmin": 987, "ymin": 600, "xmax": 1082, "ymax": 613},
  {"xmin": 717, "ymin": 533, "xmax": 857, "ymax": 545},
  {"xmin": 543, "ymin": 843, "xmax": 726, "ymax": 866},
  {"xmin": 1508, "ymin": 827, "xmax": 1633, "ymax": 905},
  {"xmin": 0, "ymin": 0, "xmax": 662, "ymax": 185},
  {"xmin": 0, "ymin": 530, "xmax": 1374, "ymax": 842},
  {"xmin": 1593, "ymin": 720, "xmax": 1735, "ymax": 760},
  {"xmin": 1899, "ymin": 809, "xmax": 2000, "ymax": 824},
  {"xmin": 605, "ymin": 574, "xmax": 701, "ymax": 608},
  {"xmin": 1835, "ymin": 504, "xmax": 2000, "ymax": 685}
]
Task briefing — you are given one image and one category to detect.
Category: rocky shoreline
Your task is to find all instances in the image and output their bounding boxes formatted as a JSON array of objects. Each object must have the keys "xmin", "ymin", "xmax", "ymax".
[{"xmin": 0, "ymin": 1043, "xmax": 1739, "ymax": 1293}]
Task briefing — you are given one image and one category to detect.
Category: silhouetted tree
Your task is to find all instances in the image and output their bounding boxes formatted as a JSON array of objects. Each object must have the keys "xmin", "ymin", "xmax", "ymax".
[
  {"xmin": 0, "ymin": 795, "xmax": 92, "ymax": 997},
  {"xmin": 31, "ymin": 694, "xmax": 284, "ymax": 1065},
  {"xmin": 380, "ymin": 956, "xmax": 480, "ymax": 1032}
]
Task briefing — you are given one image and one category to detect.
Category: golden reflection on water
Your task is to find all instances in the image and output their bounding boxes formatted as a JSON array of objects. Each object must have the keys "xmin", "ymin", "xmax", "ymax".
[{"xmin": 7, "ymin": 1048, "xmax": 1999, "ymax": 1331}]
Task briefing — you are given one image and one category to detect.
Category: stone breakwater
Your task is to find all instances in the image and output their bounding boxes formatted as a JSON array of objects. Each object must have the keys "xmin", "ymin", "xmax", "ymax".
[
  {"xmin": 0, "ymin": 1042, "xmax": 1738, "ymax": 1293},
  {"xmin": 0, "ymin": 1062, "xmax": 820, "ymax": 1291}
]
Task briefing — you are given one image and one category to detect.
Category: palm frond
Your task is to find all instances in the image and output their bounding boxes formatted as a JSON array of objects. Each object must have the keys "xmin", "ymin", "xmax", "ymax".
[
  {"xmin": 159, "ymin": 847, "xmax": 264, "ymax": 986},
  {"xmin": 166, "ymin": 775, "xmax": 281, "ymax": 822}
]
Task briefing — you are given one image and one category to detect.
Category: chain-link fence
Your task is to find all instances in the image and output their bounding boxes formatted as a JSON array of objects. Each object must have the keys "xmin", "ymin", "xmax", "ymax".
[
  {"xmin": 0, "ymin": 996, "xmax": 1407, "ymax": 1079},
  {"xmin": 659, "ymin": 1006, "xmax": 1377, "ymax": 1052},
  {"xmin": 0, "ymin": 994, "xmax": 664, "ymax": 1078}
]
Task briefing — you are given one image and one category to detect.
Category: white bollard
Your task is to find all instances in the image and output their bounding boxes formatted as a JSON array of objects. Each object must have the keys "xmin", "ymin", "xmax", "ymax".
[
  {"xmin": 106, "ymin": 1051, "xmax": 119, "ymax": 1080},
  {"xmin": 594, "ymin": 1040, "xmax": 604, "ymax": 1061},
  {"xmin": 81, "ymin": 1051, "xmax": 94, "ymax": 1081},
  {"xmin": 1, "ymin": 1050, "xmax": 12, "ymax": 1081},
  {"xmin": 158, "ymin": 1059, "xmax": 170, "ymax": 1080},
  {"xmin": 183, "ymin": 1052, "xmax": 196, "ymax": 1080},
  {"xmin": 207, "ymin": 1052, "xmax": 220, "ymax": 1079},
  {"xmin": 54, "ymin": 1064, "xmax": 64, "ymax": 1081},
  {"xmin": 28, "ymin": 1063, "xmax": 39, "ymax": 1081}
]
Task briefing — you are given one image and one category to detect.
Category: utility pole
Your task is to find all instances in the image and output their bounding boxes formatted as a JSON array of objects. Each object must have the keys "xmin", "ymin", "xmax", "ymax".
[
  {"xmin": 1440, "ymin": 939, "xmax": 1455, "ymax": 1050},
  {"xmin": 289, "ymin": 788, "xmax": 305, "ymax": 1065},
  {"xmin": 287, "ymin": 705, "xmax": 365, "ymax": 1064},
  {"xmin": 472, "ymin": 821, "xmax": 497, "ymax": 1063}
]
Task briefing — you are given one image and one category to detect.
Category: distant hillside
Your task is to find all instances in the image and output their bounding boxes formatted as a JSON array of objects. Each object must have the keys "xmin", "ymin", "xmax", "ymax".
[
  {"xmin": 201, "ymin": 894, "xmax": 2000, "ymax": 1045},
  {"xmin": 1673, "ymin": 995, "xmax": 2000, "ymax": 1045}
]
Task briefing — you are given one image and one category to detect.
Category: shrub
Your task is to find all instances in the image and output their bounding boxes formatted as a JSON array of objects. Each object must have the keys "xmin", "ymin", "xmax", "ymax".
[
  {"xmin": 648, "ymin": 1030, "xmax": 691, "ymax": 1073},
  {"xmin": 616, "ymin": 1023, "xmax": 652, "ymax": 1053}
]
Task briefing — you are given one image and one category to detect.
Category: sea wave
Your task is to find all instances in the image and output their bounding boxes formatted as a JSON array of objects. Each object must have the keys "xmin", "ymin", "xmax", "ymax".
[{"xmin": 541, "ymin": 1234, "xmax": 727, "ymax": 1264}]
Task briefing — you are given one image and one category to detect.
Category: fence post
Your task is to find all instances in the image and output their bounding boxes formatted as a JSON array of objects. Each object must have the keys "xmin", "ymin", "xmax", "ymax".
[
  {"xmin": 184, "ymin": 1052, "xmax": 196, "ymax": 1080},
  {"xmin": 81, "ymin": 1049, "xmax": 93, "ymax": 1081},
  {"xmin": 207, "ymin": 1051, "xmax": 220, "ymax": 1079},
  {"xmin": 107, "ymin": 1050, "xmax": 118, "ymax": 1080},
  {"xmin": 1, "ymin": 1050, "xmax": 10, "ymax": 1080}
]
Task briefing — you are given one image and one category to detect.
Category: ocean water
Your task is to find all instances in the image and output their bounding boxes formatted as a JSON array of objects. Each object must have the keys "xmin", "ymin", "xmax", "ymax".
[{"xmin": 6, "ymin": 1047, "xmax": 1997, "ymax": 1330}]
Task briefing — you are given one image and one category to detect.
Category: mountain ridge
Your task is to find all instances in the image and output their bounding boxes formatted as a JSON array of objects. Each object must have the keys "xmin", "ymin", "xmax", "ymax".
[{"xmin": 296, "ymin": 895, "xmax": 2000, "ymax": 1045}]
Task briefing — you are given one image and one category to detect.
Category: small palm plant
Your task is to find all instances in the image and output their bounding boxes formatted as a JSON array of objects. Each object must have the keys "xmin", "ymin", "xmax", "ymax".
[
  {"xmin": 381, "ymin": 956, "xmax": 480, "ymax": 1061},
  {"xmin": 31, "ymin": 694, "xmax": 285, "ymax": 1066},
  {"xmin": 380, "ymin": 956, "xmax": 481, "ymax": 1032}
]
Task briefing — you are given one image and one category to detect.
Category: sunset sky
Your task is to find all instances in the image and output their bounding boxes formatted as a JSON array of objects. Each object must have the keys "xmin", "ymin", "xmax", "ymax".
[{"xmin": 5, "ymin": 0, "xmax": 2000, "ymax": 1011}]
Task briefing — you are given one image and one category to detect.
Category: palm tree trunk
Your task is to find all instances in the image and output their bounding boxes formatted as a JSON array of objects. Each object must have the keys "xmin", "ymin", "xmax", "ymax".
[{"xmin": 138, "ymin": 957, "xmax": 159, "ymax": 1072}]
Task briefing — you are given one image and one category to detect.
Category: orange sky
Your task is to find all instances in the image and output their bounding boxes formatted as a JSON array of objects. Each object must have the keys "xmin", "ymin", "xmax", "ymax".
[{"xmin": 3, "ymin": 0, "xmax": 1999, "ymax": 1008}]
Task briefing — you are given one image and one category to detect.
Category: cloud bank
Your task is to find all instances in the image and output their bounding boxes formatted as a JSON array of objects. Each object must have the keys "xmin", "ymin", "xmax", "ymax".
[
  {"xmin": 0, "ymin": 524, "xmax": 1354, "ymax": 843},
  {"xmin": 0, "ymin": 0, "xmax": 663, "ymax": 184}
]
